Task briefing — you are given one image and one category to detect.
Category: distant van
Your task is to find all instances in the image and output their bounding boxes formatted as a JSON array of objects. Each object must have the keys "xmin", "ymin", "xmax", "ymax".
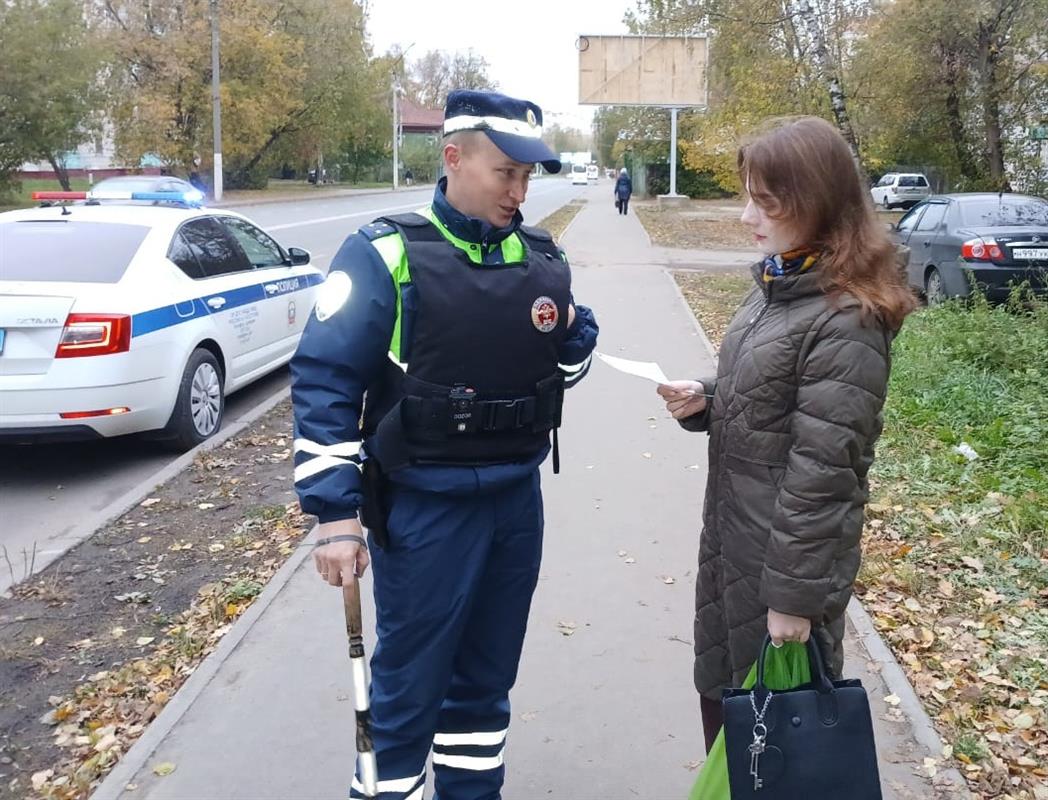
[
  {"xmin": 586, "ymin": 164, "xmax": 599, "ymax": 181},
  {"xmin": 570, "ymin": 163, "xmax": 588, "ymax": 185}
]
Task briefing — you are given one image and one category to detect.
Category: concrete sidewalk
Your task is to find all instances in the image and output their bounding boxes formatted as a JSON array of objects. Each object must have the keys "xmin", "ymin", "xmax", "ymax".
[{"xmin": 94, "ymin": 185, "xmax": 965, "ymax": 800}]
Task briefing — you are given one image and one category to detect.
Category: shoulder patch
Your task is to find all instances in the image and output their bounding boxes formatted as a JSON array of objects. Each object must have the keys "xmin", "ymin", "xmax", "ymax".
[{"xmin": 358, "ymin": 220, "xmax": 397, "ymax": 241}]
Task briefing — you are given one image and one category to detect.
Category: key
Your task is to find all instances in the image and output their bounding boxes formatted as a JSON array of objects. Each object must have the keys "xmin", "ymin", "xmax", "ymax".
[{"xmin": 749, "ymin": 738, "xmax": 765, "ymax": 791}]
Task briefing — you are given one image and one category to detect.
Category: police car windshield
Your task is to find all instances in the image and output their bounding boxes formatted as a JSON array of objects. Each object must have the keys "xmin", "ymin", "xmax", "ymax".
[{"xmin": 0, "ymin": 220, "xmax": 150, "ymax": 283}]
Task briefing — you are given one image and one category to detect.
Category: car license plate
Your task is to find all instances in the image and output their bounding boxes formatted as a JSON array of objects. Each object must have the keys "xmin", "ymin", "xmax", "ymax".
[{"xmin": 1014, "ymin": 248, "xmax": 1048, "ymax": 260}]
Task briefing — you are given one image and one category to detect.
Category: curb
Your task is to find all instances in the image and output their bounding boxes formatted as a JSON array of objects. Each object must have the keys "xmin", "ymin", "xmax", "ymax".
[
  {"xmin": 663, "ymin": 269, "xmax": 970, "ymax": 796},
  {"xmin": 2, "ymin": 385, "xmax": 292, "ymax": 597},
  {"xmin": 90, "ymin": 524, "xmax": 318, "ymax": 800},
  {"xmin": 848, "ymin": 598, "xmax": 971, "ymax": 796},
  {"xmin": 555, "ymin": 198, "xmax": 587, "ymax": 242}
]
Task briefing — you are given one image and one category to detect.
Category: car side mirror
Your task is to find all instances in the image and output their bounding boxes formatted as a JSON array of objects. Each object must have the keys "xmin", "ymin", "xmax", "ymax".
[{"xmin": 287, "ymin": 246, "xmax": 311, "ymax": 266}]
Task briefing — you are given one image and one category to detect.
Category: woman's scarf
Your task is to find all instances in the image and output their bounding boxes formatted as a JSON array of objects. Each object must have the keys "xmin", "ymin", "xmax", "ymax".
[{"xmin": 762, "ymin": 247, "xmax": 819, "ymax": 283}]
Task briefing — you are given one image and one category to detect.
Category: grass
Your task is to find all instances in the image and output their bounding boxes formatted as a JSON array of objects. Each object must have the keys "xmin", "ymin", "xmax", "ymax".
[
  {"xmin": 674, "ymin": 270, "xmax": 754, "ymax": 349},
  {"xmin": 0, "ymin": 177, "xmax": 93, "ymax": 211},
  {"xmin": 673, "ymin": 274, "xmax": 1048, "ymax": 797},
  {"xmin": 537, "ymin": 199, "xmax": 585, "ymax": 241}
]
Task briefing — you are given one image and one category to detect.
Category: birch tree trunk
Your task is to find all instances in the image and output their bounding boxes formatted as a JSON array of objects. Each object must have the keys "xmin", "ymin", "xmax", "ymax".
[{"xmin": 792, "ymin": 0, "xmax": 862, "ymax": 167}]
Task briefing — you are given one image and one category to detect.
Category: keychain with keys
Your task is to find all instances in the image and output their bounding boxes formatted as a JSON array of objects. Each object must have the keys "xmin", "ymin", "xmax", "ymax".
[{"xmin": 749, "ymin": 690, "xmax": 773, "ymax": 791}]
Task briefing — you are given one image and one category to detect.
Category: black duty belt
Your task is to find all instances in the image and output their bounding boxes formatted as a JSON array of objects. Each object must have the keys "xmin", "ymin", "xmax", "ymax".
[{"xmin": 400, "ymin": 374, "xmax": 564, "ymax": 439}]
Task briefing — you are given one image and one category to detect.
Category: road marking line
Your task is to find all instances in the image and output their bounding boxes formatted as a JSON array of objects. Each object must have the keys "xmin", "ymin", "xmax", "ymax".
[{"xmin": 265, "ymin": 182, "xmax": 569, "ymax": 231}]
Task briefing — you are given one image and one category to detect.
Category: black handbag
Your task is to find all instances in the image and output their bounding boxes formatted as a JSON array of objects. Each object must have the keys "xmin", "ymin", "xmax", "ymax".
[{"xmin": 722, "ymin": 635, "xmax": 882, "ymax": 799}]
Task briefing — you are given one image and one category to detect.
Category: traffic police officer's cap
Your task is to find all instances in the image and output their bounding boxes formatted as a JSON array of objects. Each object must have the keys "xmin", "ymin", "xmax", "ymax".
[{"xmin": 443, "ymin": 90, "xmax": 562, "ymax": 174}]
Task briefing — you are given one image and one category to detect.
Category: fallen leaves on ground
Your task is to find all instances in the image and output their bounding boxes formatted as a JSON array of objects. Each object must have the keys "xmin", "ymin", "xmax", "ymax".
[{"xmin": 634, "ymin": 200, "xmax": 751, "ymax": 249}]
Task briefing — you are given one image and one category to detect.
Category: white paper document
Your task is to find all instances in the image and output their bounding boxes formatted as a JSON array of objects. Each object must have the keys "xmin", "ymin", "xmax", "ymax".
[{"xmin": 595, "ymin": 352, "xmax": 670, "ymax": 385}]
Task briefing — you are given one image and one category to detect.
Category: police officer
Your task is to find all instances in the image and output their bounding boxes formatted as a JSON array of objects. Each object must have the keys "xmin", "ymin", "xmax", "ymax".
[{"xmin": 291, "ymin": 89, "xmax": 598, "ymax": 800}]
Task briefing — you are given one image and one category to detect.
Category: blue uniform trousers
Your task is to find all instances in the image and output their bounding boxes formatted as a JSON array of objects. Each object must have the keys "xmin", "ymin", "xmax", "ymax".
[{"xmin": 350, "ymin": 471, "xmax": 543, "ymax": 800}]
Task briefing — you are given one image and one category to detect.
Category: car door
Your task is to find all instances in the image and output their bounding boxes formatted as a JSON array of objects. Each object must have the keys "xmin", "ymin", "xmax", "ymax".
[
  {"xmin": 891, "ymin": 204, "xmax": 927, "ymax": 290},
  {"xmin": 175, "ymin": 217, "xmax": 266, "ymax": 384},
  {"xmin": 218, "ymin": 215, "xmax": 315, "ymax": 364},
  {"xmin": 871, "ymin": 174, "xmax": 893, "ymax": 206},
  {"xmin": 907, "ymin": 200, "xmax": 948, "ymax": 280}
]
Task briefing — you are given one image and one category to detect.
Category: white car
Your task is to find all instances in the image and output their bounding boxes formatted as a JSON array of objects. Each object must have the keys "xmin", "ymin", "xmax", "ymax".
[
  {"xmin": 0, "ymin": 194, "xmax": 322, "ymax": 449},
  {"xmin": 586, "ymin": 164, "xmax": 599, "ymax": 181},
  {"xmin": 570, "ymin": 164, "xmax": 588, "ymax": 185},
  {"xmin": 871, "ymin": 172, "xmax": 931, "ymax": 210}
]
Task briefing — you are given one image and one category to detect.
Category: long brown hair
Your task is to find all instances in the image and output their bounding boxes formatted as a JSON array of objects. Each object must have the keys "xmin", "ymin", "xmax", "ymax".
[{"xmin": 738, "ymin": 116, "xmax": 917, "ymax": 330}]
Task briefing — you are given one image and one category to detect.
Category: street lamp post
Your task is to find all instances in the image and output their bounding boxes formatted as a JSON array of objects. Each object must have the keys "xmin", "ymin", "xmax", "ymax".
[
  {"xmin": 392, "ymin": 77, "xmax": 402, "ymax": 190},
  {"xmin": 210, "ymin": 0, "xmax": 223, "ymax": 201}
]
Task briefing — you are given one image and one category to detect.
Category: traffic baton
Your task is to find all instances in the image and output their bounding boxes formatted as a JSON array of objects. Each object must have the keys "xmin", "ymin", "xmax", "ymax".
[{"xmin": 343, "ymin": 579, "xmax": 378, "ymax": 797}]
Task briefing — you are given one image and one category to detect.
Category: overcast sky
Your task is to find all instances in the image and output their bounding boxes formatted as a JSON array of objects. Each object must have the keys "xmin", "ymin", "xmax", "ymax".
[{"xmin": 366, "ymin": 0, "xmax": 635, "ymax": 131}]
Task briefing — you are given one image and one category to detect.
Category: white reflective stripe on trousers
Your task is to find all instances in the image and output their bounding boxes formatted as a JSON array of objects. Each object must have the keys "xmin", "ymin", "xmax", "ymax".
[
  {"xmin": 431, "ymin": 752, "xmax": 505, "ymax": 771},
  {"xmin": 352, "ymin": 768, "xmax": 425, "ymax": 796},
  {"xmin": 432, "ymin": 728, "xmax": 508, "ymax": 747}
]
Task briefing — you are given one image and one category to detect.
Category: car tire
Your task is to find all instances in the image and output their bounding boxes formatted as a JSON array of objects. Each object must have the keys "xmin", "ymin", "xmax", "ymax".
[
  {"xmin": 881, "ymin": 196, "xmax": 891, "ymax": 211},
  {"xmin": 924, "ymin": 267, "xmax": 947, "ymax": 306},
  {"xmin": 163, "ymin": 348, "xmax": 224, "ymax": 451}
]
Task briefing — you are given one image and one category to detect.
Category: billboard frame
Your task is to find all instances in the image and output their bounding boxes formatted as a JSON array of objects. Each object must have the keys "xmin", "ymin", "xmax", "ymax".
[
  {"xmin": 576, "ymin": 34, "xmax": 709, "ymax": 110},
  {"xmin": 577, "ymin": 34, "xmax": 710, "ymax": 198}
]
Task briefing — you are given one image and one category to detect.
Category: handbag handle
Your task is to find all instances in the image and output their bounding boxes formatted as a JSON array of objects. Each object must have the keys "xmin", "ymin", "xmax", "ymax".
[{"xmin": 755, "ymin": 633, "xmax": 834, "ymax": 694}]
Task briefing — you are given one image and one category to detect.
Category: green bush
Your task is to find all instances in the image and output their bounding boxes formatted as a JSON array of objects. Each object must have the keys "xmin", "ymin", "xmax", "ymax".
[{"xmin": 645, "ymin": 163, "xmax": 734, "ymax": 199}]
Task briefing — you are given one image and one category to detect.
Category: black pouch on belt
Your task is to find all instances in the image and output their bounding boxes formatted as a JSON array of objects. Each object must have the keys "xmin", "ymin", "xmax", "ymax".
[{"xmin": 359, "ymin": 458, "xmax": 391, "ymax": 549}]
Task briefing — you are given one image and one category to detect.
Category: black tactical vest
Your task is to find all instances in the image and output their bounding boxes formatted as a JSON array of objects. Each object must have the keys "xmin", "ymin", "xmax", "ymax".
[{"xmin": 362, "ymin": 213, "xmax": 571, "ymax": 471}]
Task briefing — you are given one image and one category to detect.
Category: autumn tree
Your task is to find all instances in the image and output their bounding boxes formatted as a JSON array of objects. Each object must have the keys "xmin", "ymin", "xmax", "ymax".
[
  {"xmin": 406, "ymin": 50, "xmax": 497, "ymax": 109},
  {"xmin": 95, "ymin": 0, "xmax": 375, "ymax": 189},
  {"xmin": 853, "ymin": 0, "xmax": 1048, "ymax": 191},
  {"xmin": 626, "ymin": 0, "xmax": 874, "ymax": 189},
  {"xmin": 0, "ymin": 0, "xmax": 106, "ymax": 191}
]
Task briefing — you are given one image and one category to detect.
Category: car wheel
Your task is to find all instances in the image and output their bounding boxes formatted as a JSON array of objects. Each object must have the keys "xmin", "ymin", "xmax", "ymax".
[
  {"xmin": 925, "ymin": 267, "xmax": 947, "ymax": 306},
  {"xmin": 881, "ymin": 196, "xmax": 891, "ymax": 211},
  {"xmin": 164, "ymin": 348, "xmax": 224, "ymax": 450}
]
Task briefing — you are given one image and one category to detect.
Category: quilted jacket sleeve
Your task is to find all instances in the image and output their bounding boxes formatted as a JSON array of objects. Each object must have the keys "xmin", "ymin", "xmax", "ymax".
[
  {"xmin": 677, "ymin": 375, "xmax": 718, "ymax": 432},
  {"xmin": 759, "ymin": 308, "xmax": 891, "ymax": 618}
]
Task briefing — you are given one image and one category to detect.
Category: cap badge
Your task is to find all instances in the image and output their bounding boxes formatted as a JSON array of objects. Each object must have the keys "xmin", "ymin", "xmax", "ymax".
[
  {"xmin": 531, "ymin": 296, "xmax": 558, "ymax": 333},
  {"xmin": 526, "ymin": 108, "xmax": 538, "ymax": 128}
]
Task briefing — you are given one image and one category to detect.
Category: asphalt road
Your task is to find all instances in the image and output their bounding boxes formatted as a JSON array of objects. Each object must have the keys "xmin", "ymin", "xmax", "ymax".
[{"xmin": 0, "ymin": 177, "xmax": 585, "ymax": 588}]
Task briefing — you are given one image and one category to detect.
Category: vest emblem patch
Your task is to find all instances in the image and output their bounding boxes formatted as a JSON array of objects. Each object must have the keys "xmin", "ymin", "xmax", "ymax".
[{"xmin": 531, "ymin": 296, "xmax": 558, "ymax": 333}]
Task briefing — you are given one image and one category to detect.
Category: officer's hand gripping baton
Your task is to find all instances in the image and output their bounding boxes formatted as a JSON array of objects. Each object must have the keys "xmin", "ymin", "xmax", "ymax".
[{"xmin": 343, "ymin": 579, "xmax": 378, "ymax": 797}]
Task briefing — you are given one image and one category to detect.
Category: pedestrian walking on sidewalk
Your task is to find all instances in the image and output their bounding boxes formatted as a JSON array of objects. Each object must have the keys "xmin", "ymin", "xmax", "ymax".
[
  {"xmin": 657, "ymin": 116, "xmax": 916, "ymax": 754},
  {"xmin": 291, "ymin": 89, "xmax": 599, "ymax": 800},
  {"xmin": 614, "ymin": 167, "xmax": 632, "ymax": 215}
]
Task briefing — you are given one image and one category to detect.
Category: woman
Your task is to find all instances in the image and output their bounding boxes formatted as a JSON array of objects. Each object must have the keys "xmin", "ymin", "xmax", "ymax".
[
  {"xmin": 614, "ymin": 167, "xmax": 633, "ymax": 215},
  {"xmin": 657, "ymin": 116, "xmax": 916, "ymax": 753}
]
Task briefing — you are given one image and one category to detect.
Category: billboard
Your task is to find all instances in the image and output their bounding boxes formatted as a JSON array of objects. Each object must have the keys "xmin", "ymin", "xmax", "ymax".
[{"xmin": 577, "ymin": 34, "xmax": 708, "ymax": 108}]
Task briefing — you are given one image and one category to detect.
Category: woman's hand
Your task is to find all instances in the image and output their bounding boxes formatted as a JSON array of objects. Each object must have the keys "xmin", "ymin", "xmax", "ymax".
[
  {"xmin": 657, "ymin": 380, "xmax": 707, "ymax": 420},
  {"xmin": 767, "ymin": 609, "xmax": 811, "ymax": 646}
]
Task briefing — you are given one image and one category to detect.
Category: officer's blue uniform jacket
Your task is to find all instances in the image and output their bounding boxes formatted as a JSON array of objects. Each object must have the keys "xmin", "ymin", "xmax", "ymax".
[{"xmin": 291, "ymin": 180, "xmax": 598, "ymax": 520}]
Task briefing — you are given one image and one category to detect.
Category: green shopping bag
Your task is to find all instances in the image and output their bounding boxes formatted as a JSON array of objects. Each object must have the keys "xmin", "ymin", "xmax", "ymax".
[{"xmin": 688, "ymin": 642, "xmax": 812, "ymax": 800}]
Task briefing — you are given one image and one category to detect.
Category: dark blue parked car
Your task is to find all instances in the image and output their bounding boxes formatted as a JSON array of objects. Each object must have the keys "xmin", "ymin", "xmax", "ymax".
[{"xmin": 890, "ymin": 193, "xmax": 1048, "ymax": 303}]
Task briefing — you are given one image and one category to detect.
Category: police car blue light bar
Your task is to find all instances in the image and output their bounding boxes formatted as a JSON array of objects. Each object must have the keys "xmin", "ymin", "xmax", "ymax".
[{"xmin": 32, "ymin": 189, "xmax": 206, "ymax": 206}]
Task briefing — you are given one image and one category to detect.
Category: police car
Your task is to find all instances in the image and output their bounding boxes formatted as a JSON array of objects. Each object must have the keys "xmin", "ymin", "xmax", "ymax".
[{"xmin": 0, "ymin": 190, "xmax": 322, "ymax": 449}]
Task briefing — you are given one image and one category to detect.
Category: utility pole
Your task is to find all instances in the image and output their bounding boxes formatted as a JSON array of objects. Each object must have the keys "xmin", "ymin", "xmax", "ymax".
[
  {"xmin": 667, "ymin": 107, "xmax": 680, "ymax": 197},
  {"xmin": 210, "ymin": 0, "xmax": 223, "ymax": 201},
  {"xmin": 392, "ymin": 76, "xmax": 402, "ymax": 190}
]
